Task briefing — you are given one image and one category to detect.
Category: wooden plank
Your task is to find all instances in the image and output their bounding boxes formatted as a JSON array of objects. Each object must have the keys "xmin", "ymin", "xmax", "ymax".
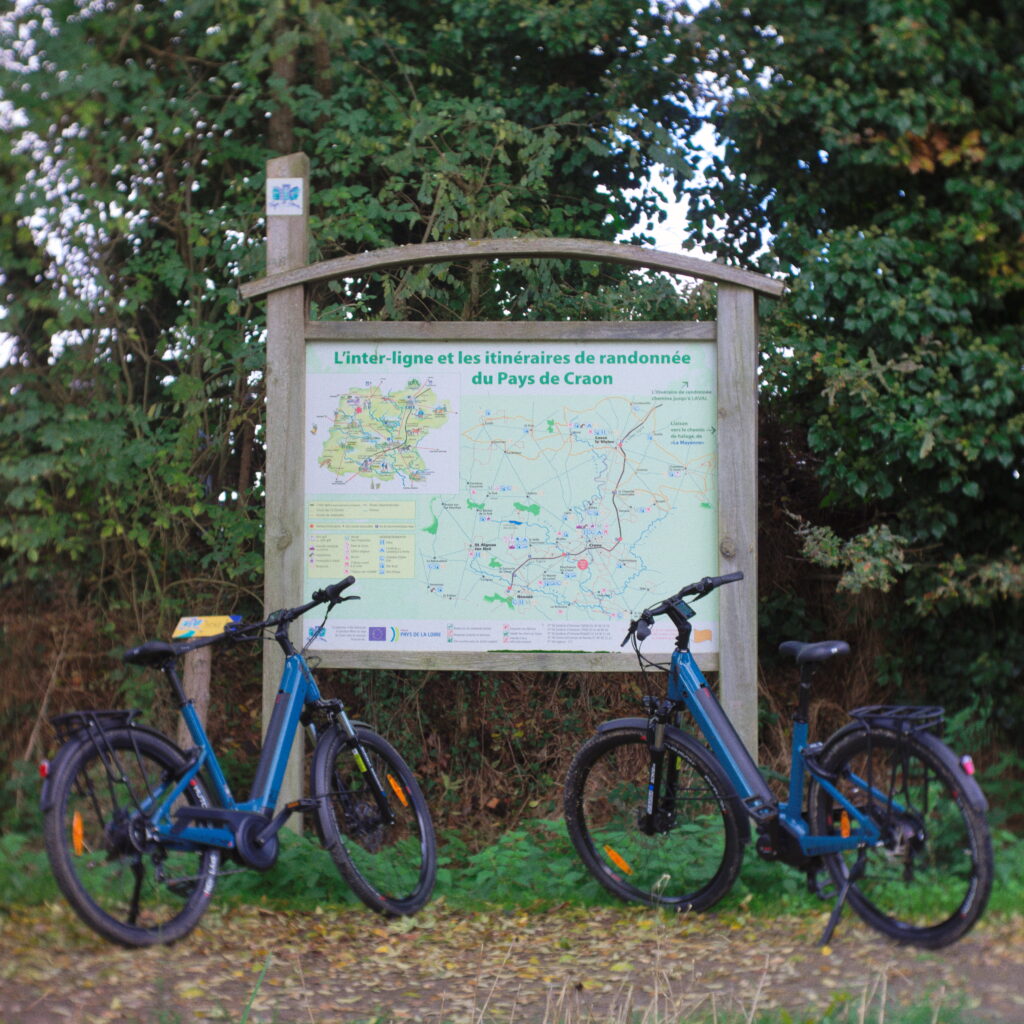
[
  {"xmin": 304, "ymin": 320, "xmax": 716, "ymax": 341},
  {"xmin": 241, "ymin": 237, "xmax": 786, "ymax": 300},
  {"xmin": 309, "ymin": 650, "xmax": 720, "ymax": 674},
  {"xmin": 263, "ymin": 152, "xmax": 310, "ymax": 813},
  {"xmin": 716, "ymin": 285, "xmax": 759, "ymax": 758}
]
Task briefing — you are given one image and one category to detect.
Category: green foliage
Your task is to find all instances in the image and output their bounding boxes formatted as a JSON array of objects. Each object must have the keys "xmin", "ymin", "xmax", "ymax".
[
  {"xmin": 0, "ymin": 760, "xmax": 44, "ymax": 835},
  {"xmin": 0, "ymin": 0, "xmax": 697, "ymax": 623},
  {"xmin": 5, "ymin": 819, "xmax": 1022, "ymax": 927},
  {"xmin": 0, "ymin": 832, "xmax": 58, "ymax": 906},
  {"xmin": 685, "ymin": 0, "xmax": 1024, "ymax": 735},
  {"xmin": 796, "ymin": 523, "xmax": 909, "ymax": 594},
  {"xmin": 215, "ymin": 830, "xmax": 362, "ymax": 909},
  {"xmin": 438, "ymin": 819, "xmax": 605, "ymax": 909}
]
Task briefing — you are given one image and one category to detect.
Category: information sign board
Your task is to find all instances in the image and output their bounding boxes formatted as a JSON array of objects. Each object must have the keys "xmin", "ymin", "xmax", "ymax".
[{"xmin": 302, "ymin": 338, "xmax": 720, "ymax": 657}]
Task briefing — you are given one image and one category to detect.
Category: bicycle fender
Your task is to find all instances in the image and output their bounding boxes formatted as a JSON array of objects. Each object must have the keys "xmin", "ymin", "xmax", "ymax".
[
  {"xmin": 820, "ymin": 722, "xmax": 989, "ymax": 815},
  {"xmin": 594, "ymin": 717, "xmax": 751, "ymax": 844},
  {"xmin": 917, "ymin": 729, "xmax": 989, "ymax": 814},
  {"xmin": 596, "ymin": 716, "xmax": 651, "ymax": 734},
  {"xmin": 39, "ymin": 720, "xmax": 188, "ymax": 813}
]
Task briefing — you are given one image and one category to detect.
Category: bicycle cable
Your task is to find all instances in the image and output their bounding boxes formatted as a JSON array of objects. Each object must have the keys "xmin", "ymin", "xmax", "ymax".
[
  {"xmin": 301, "ymin": 604, "xmax": 333, "ymax": 656},
  {"xmin": 631, "ymin": 631, "xmax": 671, "ymax": 681}
]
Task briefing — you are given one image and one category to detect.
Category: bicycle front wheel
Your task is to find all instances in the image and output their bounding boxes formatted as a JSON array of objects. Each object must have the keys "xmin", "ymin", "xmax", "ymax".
[
  {"xmin": 42, "ymin": 726, "xmax": 219, "ymax": 947},
  {"xmin": 564, "ymin": 726, "xmax": 745, "ymax": 910},
  {"xmin": 809, "ymin": 725, "xmax": 992, "ymax": 948},
  {"xmin": 312, "ymin": 726, "xmax": 436, "ymax": 915}
]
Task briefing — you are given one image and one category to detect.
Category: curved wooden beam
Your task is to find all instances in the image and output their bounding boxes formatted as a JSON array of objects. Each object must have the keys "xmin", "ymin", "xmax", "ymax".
[{"xmin": 239, "ymin": 236, "xmax": 785, "ymax": 300}]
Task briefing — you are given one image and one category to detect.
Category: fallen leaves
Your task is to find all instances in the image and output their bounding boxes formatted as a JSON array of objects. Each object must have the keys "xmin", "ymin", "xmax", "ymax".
[{"xmin": 1, "ymin": 903, "xmax": 1023, "ymax": 1023}]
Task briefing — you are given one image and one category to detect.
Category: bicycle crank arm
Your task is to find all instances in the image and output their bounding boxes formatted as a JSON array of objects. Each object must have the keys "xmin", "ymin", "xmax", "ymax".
[{"xmin": 256, "ymin": 798, "xmax": 321, "ymax": 845}]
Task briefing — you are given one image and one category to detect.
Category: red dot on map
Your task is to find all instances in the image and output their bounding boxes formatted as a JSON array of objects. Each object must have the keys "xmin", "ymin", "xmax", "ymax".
[{"xmin": 577, "ymin": 559, "xmax": 589, "ymax": 570}]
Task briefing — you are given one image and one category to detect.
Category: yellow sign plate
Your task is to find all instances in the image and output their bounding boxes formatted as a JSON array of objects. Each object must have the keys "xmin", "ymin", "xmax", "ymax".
[{"xmin": 171, "ymin": 615, "xmax": 242, "ymax": 639}]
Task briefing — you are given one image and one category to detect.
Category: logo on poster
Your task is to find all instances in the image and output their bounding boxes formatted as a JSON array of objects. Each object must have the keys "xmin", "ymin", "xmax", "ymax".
[{"xmin": 266, "ymin": 178, "xmax": 304, "ymax": 216}]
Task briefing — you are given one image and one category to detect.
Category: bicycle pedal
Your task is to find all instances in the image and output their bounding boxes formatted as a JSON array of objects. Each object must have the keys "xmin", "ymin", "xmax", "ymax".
[{"xmin": 744, "ymin": 795, "xmax": 778, "ymax": 823}]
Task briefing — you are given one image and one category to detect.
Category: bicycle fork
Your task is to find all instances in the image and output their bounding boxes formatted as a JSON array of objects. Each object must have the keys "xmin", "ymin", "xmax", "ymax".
[
  {"xmin": 311, "ymin": 702, "xmax": 397, "ymax": 829},
  {"xmin": 640, "ymin": 700, "xmax": 679, "ymax": 835}
]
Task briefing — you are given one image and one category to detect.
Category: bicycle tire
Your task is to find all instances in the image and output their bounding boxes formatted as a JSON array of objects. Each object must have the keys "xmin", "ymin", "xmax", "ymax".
[
  {"xmin": 564, "ymin": 726, "xmax": 746, "ymax": 910},
  {"xmin": 311, "ymin": 725, "xmax": 436, "ymax": 916},
  {"xmin": 42, "ymin": 726, "xmax": 220, "ymax": 947},
  {"xmin": 808, "ymin": 725, "xmax": 992, "ymax": 948}
]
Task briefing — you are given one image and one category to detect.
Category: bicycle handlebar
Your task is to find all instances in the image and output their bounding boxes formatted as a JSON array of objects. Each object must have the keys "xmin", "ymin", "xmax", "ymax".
[
  {"xmin": 621, "ymin": 572, "xmax": 744, "ymax": 646},
  {"xmin": 124, "ymin": 578, "xmax": 360, "ymax": 667},
  {"xmin": 244, "ymin": 575, "xmax": 359, "ymax": 634},
  {"xmin": 186, "ymin": 578, "xmax": 358, "ymax": 651}
]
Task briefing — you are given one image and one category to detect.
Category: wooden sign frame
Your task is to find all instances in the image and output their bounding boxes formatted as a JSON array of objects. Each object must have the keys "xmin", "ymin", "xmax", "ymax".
[{"xmin": 241, "ymin": 152, "xmax": 784, "ymax": 772}]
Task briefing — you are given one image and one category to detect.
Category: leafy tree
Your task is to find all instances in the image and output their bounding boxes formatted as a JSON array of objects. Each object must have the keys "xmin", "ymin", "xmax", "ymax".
[
  {"xmin": 0, "ymin": 0, "xmax": 699, "ymax": 615},
  {"xmin": 683, "ymin": 0, "xmax": 1024, "ymax": 731}
]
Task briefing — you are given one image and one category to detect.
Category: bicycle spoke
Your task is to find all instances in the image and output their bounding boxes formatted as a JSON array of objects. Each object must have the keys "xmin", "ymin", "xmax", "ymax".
[
  {"xmin": 811, "ymin": 727, "xmax": 992, "ymax": 948},
  {"xmin": 564, "ymin": 727, "xmax": 744, "ymax": 911},
  {"xmin": 313, "ymin": 727, "xmax": 436, "ymax": 915},
  {"xmin": 43, "ymin": 728, "xmax": 219, "ymax": 947}
]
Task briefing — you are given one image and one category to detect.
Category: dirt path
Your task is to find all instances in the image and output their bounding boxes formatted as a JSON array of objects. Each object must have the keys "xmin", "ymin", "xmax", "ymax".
[{"xmin": 1, "ymin": 902, "xmax": 1022, "ymax": 1023}]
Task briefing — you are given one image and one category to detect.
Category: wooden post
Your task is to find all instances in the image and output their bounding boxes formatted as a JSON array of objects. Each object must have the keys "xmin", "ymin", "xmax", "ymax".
[
  {"xmin": 263, "ymin": 153, "xmax": 310, "ymax": 814},
  {"xmin": 716, "ymin": 284, "xmax": 759, "ymax": 759},
  {"xmin": 177, "ymin": 647, "xmax": 212, "ymax": 751}
]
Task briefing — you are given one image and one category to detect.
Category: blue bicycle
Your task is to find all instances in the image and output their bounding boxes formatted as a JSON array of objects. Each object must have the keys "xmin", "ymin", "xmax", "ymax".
[
  {"xmin": 40, "ymin": 577, "xmax": 436, "ymax": 947},
  {"xmin": 563, "ymin": 572, "xmax": 992, "ymax": 948}
]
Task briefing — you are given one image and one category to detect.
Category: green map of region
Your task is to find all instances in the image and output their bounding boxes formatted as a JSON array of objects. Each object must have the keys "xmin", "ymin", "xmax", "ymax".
[{"xmin": 319, "ymin": 380, "xmax": 451, "ymax": 484}]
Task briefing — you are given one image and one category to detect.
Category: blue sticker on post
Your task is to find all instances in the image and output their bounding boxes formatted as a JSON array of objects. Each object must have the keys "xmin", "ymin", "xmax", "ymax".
[{"xmin": 266, "ymin": 177, "xmax": 304, "ymax": 216}]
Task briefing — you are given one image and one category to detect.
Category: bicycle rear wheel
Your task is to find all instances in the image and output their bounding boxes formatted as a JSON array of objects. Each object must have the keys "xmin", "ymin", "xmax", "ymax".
[
  {"xmin": 809, "ymin": 725, "xmax": 992, "ymax": 948},
  {"xmin": 312, "ymin": 726, "xmax": 436, "ymax": 915},
  {"xmin": 564, "ymin": 726, "xmax": 745, "ymax": 910},
  {"xmin": 42, "ymin": 726, "xmax": 219, "ymax": 947}
]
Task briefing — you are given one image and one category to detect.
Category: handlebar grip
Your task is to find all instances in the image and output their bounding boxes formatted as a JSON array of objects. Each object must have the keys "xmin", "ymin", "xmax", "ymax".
[
  {"xmin": 691, "ymin": 571, "xmax": 744, "ymax": 595},
  {"xmin": 620, "ymin": 614, "xmax": 653, "ymax": 647},
  {"xmin": 312, "ymin": 576, "xmax": 357, "ymax": 604}
]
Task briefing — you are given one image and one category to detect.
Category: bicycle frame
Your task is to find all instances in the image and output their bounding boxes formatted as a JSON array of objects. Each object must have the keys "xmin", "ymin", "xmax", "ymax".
[
  {"xmin": 667, "ymin": 648, "xmax": 884, "ymax": 856},
  {"xmin": 138, "ymin": 652, "xmax": 310, "ymax": 851},
  {"xmin": 149, "ymin": 650, "xmax": 375, "ymax": 855}
]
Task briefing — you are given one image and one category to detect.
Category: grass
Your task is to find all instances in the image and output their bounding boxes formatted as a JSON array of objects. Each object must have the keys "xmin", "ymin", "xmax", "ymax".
[{"xmin": 3, "ymin": 817, "xmax": 1023, "ymax": 917}]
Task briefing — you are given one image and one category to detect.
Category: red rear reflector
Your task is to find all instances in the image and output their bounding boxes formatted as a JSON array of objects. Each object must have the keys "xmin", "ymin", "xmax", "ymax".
[
  {"xmin": 39, "ymin": 760, "xmax": 49, "ymax": 779},
  {"xmin": 960, "ymin": 755, "xmax": 975, "ymax": 776}
]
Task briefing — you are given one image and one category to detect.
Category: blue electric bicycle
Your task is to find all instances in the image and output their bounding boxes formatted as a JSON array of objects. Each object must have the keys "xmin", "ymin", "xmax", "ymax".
[
  {"xmin": 40, "ymin": 577, "xmax": 436, "ymax": 947},
  {"xmin": 563, "ymin": 572, "xmax": 992, "ymax": 948}
]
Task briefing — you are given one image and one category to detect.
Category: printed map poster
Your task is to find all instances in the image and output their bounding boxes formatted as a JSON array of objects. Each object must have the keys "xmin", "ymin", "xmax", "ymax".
[{"xmin": 303, "ymin": 338, "xmax": 720, "ymax": 658}]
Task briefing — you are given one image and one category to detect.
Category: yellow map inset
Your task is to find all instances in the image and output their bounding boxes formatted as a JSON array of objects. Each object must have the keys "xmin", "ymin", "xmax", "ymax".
[{"xmin": 319, "ymin": 382, "xmax": 450, "ymax": 485}]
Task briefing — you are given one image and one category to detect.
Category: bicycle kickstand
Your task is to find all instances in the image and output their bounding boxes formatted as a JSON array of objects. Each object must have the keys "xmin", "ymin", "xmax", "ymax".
[{"xmin": 819, "ymin": 847, "xmax": 867, "ymax": 947}]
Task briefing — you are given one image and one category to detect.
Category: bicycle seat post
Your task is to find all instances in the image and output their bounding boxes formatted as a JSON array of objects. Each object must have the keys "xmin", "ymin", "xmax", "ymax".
[
  {"xmin": 163, "ymin": 660, "xmax": 189, "ymax": 711},
  {"xmin": 795, "ymin": 662, "xmax": 816, "ymax": 725}
]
